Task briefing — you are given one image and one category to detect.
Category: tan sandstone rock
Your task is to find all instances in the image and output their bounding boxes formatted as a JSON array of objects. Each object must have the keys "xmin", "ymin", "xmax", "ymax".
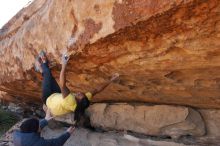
[
  {"xmin": 87, "ymin": 103, "xmax": 205, "ymax": 139},
  {"xmin": 0, "ymin": 0, "xmax": 219, "ymax": 109},
  {"xmin": 199, "ymin": 109, "xmax": 220, "ymax": 137},
  {"xmin": 54, "ymin": 113, "xmax": 75, "ymax": 125}
]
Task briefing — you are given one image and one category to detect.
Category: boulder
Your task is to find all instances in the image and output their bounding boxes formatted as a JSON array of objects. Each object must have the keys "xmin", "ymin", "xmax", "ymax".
[{"xmin": 88, "ymin": 103, "xmax": 205, "ymax": 139}]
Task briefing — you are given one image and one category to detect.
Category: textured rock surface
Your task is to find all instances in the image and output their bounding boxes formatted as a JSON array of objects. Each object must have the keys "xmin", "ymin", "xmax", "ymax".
[
  {"xmin": 88, "ymin": 103, "xmax": 205, "ymax": 139},
  {"xmin": 0, "ymin": 0, "xmax": 219, "ymax": 108},
  {"xmin": 54, "ymin": 112, "xmax": 75, "ymax": 125},
  {"xmin": 0, "ymin": 121, "xmax": 197, "ymax": 146},
  {"xmin": 3, "ymin": 119, "xmax": 220, "ymax": 146},
  {"xmin": 199, "ymin": 109, "xmax": 220, "ymax": 137},
  {"xmin": 41, "ymin": 127, "xmax": 195, "ymax": 146}
]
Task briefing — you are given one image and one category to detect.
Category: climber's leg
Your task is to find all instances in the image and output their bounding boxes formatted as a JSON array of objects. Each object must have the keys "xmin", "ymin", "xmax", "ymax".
[
  {"xmin": 51, "ymin": 75, "xmax": 61, "ymax": 94},
  {"xmin": 40, "ymin": 51, "xmax": 61, "ymax": 104},
  {"xmin": 41, "ymin": 63, "xmax": 62, "ymax": 103},
  {"xmin": 41, "ymin": 62, "xmax": 53, "ymax": 104}
]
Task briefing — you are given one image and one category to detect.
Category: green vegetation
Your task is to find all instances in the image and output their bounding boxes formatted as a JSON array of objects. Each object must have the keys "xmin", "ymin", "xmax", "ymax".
[{"xmin": 0, "ymin": 108, "xmax": 18, "ymax": 137}]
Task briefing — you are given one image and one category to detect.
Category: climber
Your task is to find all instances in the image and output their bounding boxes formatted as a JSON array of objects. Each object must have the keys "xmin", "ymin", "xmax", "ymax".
[
  {"xmin": 13, "ymin": 108, "xmax": 75, "ymax": 146},
  {"xmin": 35, "ymin": 51, "xmax": 119, "ymax": 123}
]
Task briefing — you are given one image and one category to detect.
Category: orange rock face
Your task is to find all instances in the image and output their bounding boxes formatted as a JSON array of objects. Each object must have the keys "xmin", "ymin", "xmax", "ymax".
[{"xmin": 0, "ymin": 0, "xmax": 220, "ymax": 108}]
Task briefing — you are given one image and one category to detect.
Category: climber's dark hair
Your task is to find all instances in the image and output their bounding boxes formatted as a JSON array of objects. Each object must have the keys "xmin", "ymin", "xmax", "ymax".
[
  {"xmin": 74, "ymin": 96, "xmax": 90, "ymax": 123},
  {"xmin": 20, "ymin": 118, "xmax": 39, "ymax": 133}
]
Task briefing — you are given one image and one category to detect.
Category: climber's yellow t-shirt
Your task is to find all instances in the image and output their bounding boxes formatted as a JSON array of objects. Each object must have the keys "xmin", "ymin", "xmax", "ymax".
[{"xmin": 46, "ymin": 92, "xmax": 92, "ymax": 116}]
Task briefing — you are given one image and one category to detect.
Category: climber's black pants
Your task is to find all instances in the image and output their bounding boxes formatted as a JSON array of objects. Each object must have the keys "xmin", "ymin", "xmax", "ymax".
[{"xmin": 41, "ymin": 63, "xmax": 61, "ymax": 104}]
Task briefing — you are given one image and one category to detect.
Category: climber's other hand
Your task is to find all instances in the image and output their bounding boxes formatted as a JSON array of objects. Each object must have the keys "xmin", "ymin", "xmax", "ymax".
[
  {"xmin": 45, "ymin": 108, "xmax": 53, "ymax": 121},
  {"xmin": 61, "ymin": 53, "xmax": 70, "ymax": 65},
  {"xmin": 110, "ymin": 73, "xmax": 120, "ymax": 82},
  {"xmin": 66, "ymin": 126, "xmax": 75, "ymax": 134}
]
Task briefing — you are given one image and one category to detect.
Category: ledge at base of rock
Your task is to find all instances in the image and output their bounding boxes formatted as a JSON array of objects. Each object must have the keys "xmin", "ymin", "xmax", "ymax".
[{"xmin": 0, "ymin": 120, "xmax": 197, "ymax": 146}]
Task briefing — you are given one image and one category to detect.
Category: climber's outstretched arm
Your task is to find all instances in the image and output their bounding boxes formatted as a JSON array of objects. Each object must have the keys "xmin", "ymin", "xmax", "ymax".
[
  {"xmin": 91, "ymin": 73, "xmax": 119, "ymax": 96},
  {"xmin": 60, "ymin": 54, "xmax": 70, "ymax": 98}
]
